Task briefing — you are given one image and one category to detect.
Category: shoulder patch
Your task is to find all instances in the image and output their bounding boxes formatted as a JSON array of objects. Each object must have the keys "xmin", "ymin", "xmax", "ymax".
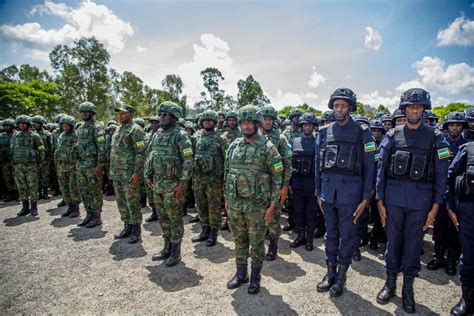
[
  {"xmin": 437, "ymin": 147, "xmax": 450, "ymax": 159},
  {"xmin": 434, "ymin": 129, "xmax": 442, "ymax": 137},
  {"xmin": 136, "ymin": 140, "xmax": 145, "ymax": 149},
  {"xmin": 273, "ymin": 161, "xmax": 283, "ymax": 173},
  {"xmin": 96, "ymin": 135, "xmax": 105, "ymax": 143},
  {"xmin": 364, "ymin": 141, "xmax": 376, "ymax": 152},
  {"xmin": 182, "ymin": 147, "xmax": 193, "ymax": 157},
  {"xmin": 360, "ymin": 124, "xmax": 369, "ymax": 130},
  {"xmin": 386, "ymin": 128, "xmax": 395, "ymax": 137}
]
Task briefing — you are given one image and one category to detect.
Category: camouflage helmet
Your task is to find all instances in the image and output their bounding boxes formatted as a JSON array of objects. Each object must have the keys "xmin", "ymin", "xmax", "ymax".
[
  {"xmin": 217, "ymin": 111, "xmax": 226, "ymax": 117},
  {"xmin": 399, "ymin": 88, "xmax": 431, "ymax": 110},
  {"xmin": 288, "ymin": 108, "xmax": 304, "ymax": 119},
  {"xmin": 443, "ymin": 112, "xmax": 467, "ymax": 129},
  {"xmin": 157, "ymin": 101, "xmax": 182, "ymax": 119},
  {"xmin": 133, "ymin": 118, "xmax": 145, "ymax": 128},
  {"xmin": 2, "ymin": 118, "xmax": 15, "ymax": 126},
  {"xmin": 184, "ymin": 121, "xmax": 195, "ymax": 130},
  {"xmin": 107, "ymin": 120, "xmax": 117, "ymax": 126},
  {"xmin": 79, "ymin": 101, "xmax": 97, "ymax": 113},
  {"xmin": 177, "ymin": 118, "xmax": 186, "ymax": 127},
  {"xmin": 200, "ymin": 110, "xmax": 218, "ymax": 122},
  {"xmin": 238, "ymin": 104, "xmax": 262, "ymax": 123},
  {"xmin": 31, "ymin": 115, "xmax": 46, "ymax": 125},
  {"xmin": 225, "ymin": 110, "xmax": 238, "ymax": 121},
  {"xmin": 328, "ymin": 88, "xmax": 357, "ymax": 112},
  {"xmin": 283, "ymin": 119, "xmax": 291, "ymax": 126},
  {"xmin": 299, "ymin": 112, "xmax": 319, "ymax": 125},
  {"xmin": 321, "ymin": 110, "xmax": 336, "ymax": 122},
  {"xmin": 59, "ymin": 115, "xmax": 76, "ymax": 127},
  {"xmin": 105, "ymin": 124, "xmax": 117, "ymax": 132},
  {"xmin": 54, "ymin": 113, "xmax": 66, "ymax": 123},
  {"xmin": 16, "ymin": 115, "xmax": 31, "ymax": 125},
  {"xmin": 259, "ymin": 105, "xmax": 278, "ymax": 119}
]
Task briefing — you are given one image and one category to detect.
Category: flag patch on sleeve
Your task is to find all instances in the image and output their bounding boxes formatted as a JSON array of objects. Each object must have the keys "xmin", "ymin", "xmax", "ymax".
[
  {"xmin": 136, "ymin": 141, "xmax": 144, "ymax": 149},
  {"xmin": 97, "ymin": 136, "xmax": 105, "ymax": 143},
  {"xmin": 364, "ymin": 142, "xmax": 376, "ymax": 152},
  {"xmin": 437, "ymin": 148, "xmax": 450, "ymax": 159},
  {"xmin": 274, "ymin": 161, "xmax": 283, "ymax": 173},
  {"xmin": 183, "ymin": 147, "xmax": 193, "ymax": 157}
]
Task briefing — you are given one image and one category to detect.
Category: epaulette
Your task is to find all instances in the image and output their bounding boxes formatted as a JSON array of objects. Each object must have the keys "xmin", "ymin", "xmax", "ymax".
[
  {"xmin": 386, "ymin": 128, "xmax": 395, "ymax": 137},
  {"xmin": 360, "ymin": 123, "xmax": 369, "ymax": 130},
  {"xmin": 434, "ymin": 129, "xmax": 442, "ymax": 137}
]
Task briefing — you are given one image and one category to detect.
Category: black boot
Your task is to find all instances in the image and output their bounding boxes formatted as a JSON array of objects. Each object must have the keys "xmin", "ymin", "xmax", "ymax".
[
  {"xmin": 314, "ymin": 226, "xmax": 326, "ymax": 238},
  {"xmin": 140, "ymin": 193, "xmax": 147, "ymax": 208},
  {"xmin": 85, "ymin": 212, "xmax": 102, "ymax": 228},
  {"xmin": 146, "ymin": 208, "xmax": 158, "ymax": 222},
  {"xmin": 446, "ymin": 253, "xmax": 458, "ymax": 276},
  {"xmin": 57, "ymin": 199, "xmax": 67, "ymax": 207},
  {"xmin": 221, "ymin": 219, "xmax": 229, "ymax": 231},
  {"xmin": 248, "ymin": 265, "xmax": 262, "ymax": 294},
  {"xmin": 30, "ymin": 201, "xmax": 38, "ymax": 216},
  {"xmin": 69, "ymin": 204, "xmax": 80, "ymax": 218},
  {"xmin": 114, "ymin": 223, "xmax": 132, "ymax": 239},
  {"xmin": 165, "ymin": 242, "xmax": 182, "ymax": 267},
  {"xmin": 189, "ymin": 216, "xmax": 200, "ymax": 224},
  {"xmin": 152, "ymin": 239, "xmax": 171, "ymax": 261},
  {"xmin": 17, "ymin": 200, "xmax": 30, "ymax": 217},
  {"xmin": 329, "ymin": 264, "xmax": 349, "ymax": 297},
  {"xmin": 376, "ymin": 272, "xmax": 397, "ymax": 304},
  {"xmin": 41, "ymin": 188, "xmax": 49, "ymax": 200},
  {"xmin": 427, "ymin": 246, "xmax": 446, "ymax": 270},
  {"xmin": 227, "ymin": 264, "xmax": 249, "ymax": 289},
  {"xmin": 305, "ymin": 230, "xmax": 314, "ymax": 251},
  {"xmin": 290, "ymin": 227, "xmax": 306, "ymax": 248},
  {"xmin": 266, "ymin": 237, "xmax": 278, "ymax": 261},
  {"xmin": 352, "ymin": 247, "xmax": 362, "ymax": 262},
  {"xmin": 282, "ymin": 222, "xmax": 295, "ymax": 232},
  {"xmin": 62, "ymin": 204, "xmax": 74, "ymax": 217},
  {"xmin": 128, "ymin": 224, "xmax": 142, "ymax": 244},
  {"xmin": 206, "ymin": 226, "xmax": 218, "ymax": 247},
  {"xmin": 451, "ymin": 286, "xmax": 474, "ymax": 315},
  {"xmin": 77, "ymin": 213, "xmax": 93, "ymax": 227},
  {"xmin": 402, "ymin": 275, "xmax": 416, "ymax": 314},
  {"xmin": 317, "ymin": 261, "xmax": 337, "ymax": 292},
  {"xmin": 192, "ymin": 225, "xmax": 210, "ymax": 243}
]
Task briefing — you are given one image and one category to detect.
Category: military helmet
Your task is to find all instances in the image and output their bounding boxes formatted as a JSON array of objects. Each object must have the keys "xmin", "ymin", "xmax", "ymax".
[
  {"xmin": 2, "ymin": 118, "xmax": 15, "ymax": 126},
  {"xmin": 184, "ymin": 121, "xmax": 195, "ymax": 130},
  {"xmin": 328, "ymin": 88, "xmax": 357, "ymax": 112},
  {"xmin": 283, "ymin": 119, "xmax": 291, "ymax": 126},
  {"xmin": 238, "ymin": 104, "xmax": 262, "ymax": 123},
  {"xmin": 399, "ymin": 88, "xmax": 431, "ymax": 110},
  {"xmin": 133, "ymin": 118, "xmax": 145, "ymax": 128},
  {"xmin": 54, "ymin": 113, "xmax": 65, "ymax": 123},
  {"xmin": 288, "ymin": 108, "xmax": 303, "ymax": 119},
  {"xmin": 51, "ymin": 123, "xmax": 59, "ymax": 130},
  {"xmin": 299, "ymin": 112, "xmax": 319, "ymax": 125},
  {"xmin": 423, "ymin": 110, "xmax": 436, "ymax": 119},
  {"xmin": 380, "ymin": 114, "xmax": 392, "ymax": 122},
  {"xmin": 177, "ymin": 118, "xmax": 186, "ymax": 127},
  {"xmin": 105, "ymin": 124, "xmax": 117, "ymax": 132},
  {"xmin": 392, "ymin": 109, "xmax": 406, "ymax": 119},
  {"xmin": 352, "ymin": 115, "xmax": 369, "ymax": 126},
  {"xmin": 16, "ymin": 115, "xmax": 31, "ymax": 125},
  {"xmin": 217, "ymin": 111, "xmax": 226, "ymax": 117},
  {"xmin": 321, "ymin": 110, "xmax": 336, "ymax": 122},
  {"xmin": 259, "ymin": 105, "xmax": 278, "ymax": 119},
  {"xmin": 443, "ymin": 112, "xmax": 467, "ymax": 129},
  {"xmin": 107, "ymin": 120, "xmax": 117, "ymax": 126},
  {"xmin": 369, "ymin": 119, "xmax": 385, "ymax": 132},
  {"xmin": 225, "ymin": 110, "xmax": 238, "ymax": 121},
  {"xmin": 59, "ymin": 115, "xmax": 76, "ymax": 127},
  {"xmin": 31, "ymin": 115, "xmax": 46, "ymax": 125},
  {"xmin": 157, "ymin": 101, "xmax": 182, "ymax": 119},
  {"xmin": 465, "ymin": 108, "xmax": 474, "ymax": 120},
  {"xmin": 79, "ymin": 101, "xmax": 97, "ymax": 113},
  {"xmin": 200, "ymin": 110, "xmax": 218, "ymax": 122}
]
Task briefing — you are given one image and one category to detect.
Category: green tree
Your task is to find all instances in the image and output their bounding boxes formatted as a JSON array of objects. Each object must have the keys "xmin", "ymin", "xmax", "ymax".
[
  {"xmin": 237, "ymin": 75, "xmax": 270, "ymax": 107},
  {"xmin": 433, "ymin": 103, "xmax": 474, "ymax": 122},
  {"xmin": 200, "ymin": 67, "xmax": 225, "ymax": 110},
  {"xmin": 161, "ymin": 74, "xmax": 187, "ymax": 115},
  {"xmin": 278, "ymin": 103, "xmax": 322, "ymax": 117}
]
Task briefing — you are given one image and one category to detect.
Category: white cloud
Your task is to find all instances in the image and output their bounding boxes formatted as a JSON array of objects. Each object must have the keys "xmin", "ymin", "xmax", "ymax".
[
  {"xmin": 433, "ymin": 96, "xmax": 450, "ymax": 106},
  {"xmin": 307, "ymin": 69, "xmax": 326, "ymax": 88},
  {"xmin": 364, "ymin": 26, "xmax": 382, "ymax": 51},
  {"xmin": 136, "ymin": 45, "xmax": 147, "ymax": 53},
  {"xmin": 346, "ymin": 74, "xmax": 352, "ymax": 80},
  {"xmin": 305, "ymin": 92, "xmax": 318, "ymax": 99},
  {"xmin": 25, "ymin": 48, "xmax": 50, "ymax": 62},
  {"xmin": 0, "ymin": 1, "xmax": 134, "ymax": 54},
  {"xmin": 270, "ymin": 89, "xmax": 305, "ymax": 110},
  {"xmin": 359, "ymin": 90, "xmax": 399, "ymax": 109},
  {"xmin": 437, "ymin": 14, "xmax": 474, "ymax": 47}
]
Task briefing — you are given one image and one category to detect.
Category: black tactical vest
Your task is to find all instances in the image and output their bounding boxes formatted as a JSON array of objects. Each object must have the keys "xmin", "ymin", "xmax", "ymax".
[
  {"xmin": 292, "ymin": 136, "xmax": 315, "ymax": 176},
  {"xmin": 388, "ymin": 125, "xmax": 436, "ymax": 182},
  {"xmin": 455, "ymin": 142, "xmax": 474, "ymax": 198}
]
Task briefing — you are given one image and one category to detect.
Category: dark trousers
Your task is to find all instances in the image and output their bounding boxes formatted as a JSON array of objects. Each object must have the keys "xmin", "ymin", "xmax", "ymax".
[
  {"xmin": 293, "ymin": 189, "xmax": 319, "ymax": 233},
  {"xmin": 458, "ymin": 200, "xmax": 474, "ymax": 287},
  {"xmin": 322, "ymin": 201, "xmax": 358, "ymax": 266},
  {"xmin": 355, "ymin": 207, "xmax": 370, "ymax": 246},
  {"xmin": 433, "ymin": 203, "xmax": 461, "ymax": 259},
  {"xmin": 385, "ymin": 204, "xmax": 427, "ymax": 276},
  {"xmin": 370, "ymin": 197, "xmax": 386, "ymax": 242}
]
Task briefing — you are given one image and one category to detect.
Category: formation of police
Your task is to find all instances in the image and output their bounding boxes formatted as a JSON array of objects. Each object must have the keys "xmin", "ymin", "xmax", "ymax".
[{"xmin": 1, "ymin": 87, "xmax": 474, "ymax": 315}]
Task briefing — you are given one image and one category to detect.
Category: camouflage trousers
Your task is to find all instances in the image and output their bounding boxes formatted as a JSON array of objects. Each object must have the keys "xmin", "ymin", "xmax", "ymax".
[
  {"xmin": 2, "ymin": 163, "xmax": 16, "ymax": 190},
  {"xmin": 267, "ymin": 201, "xmax": 283, "ymax": 238},
  {"xmin": 154, "ymin": 183, "xmax": 184, "ymax": 243},
  {"xmin": 76, "ymin": 167, "xmax": 103, "ymax": 214},
  {"xmin": 193, "ymin": 178, "xmax": 223, "ymax": 227},
  {"xmin": 113, "ymin": 179, "xmax": 142, "ymax": 225},
  {"xmin": 146, "ymin": 182, "xmax": 157, "ymax": 213},
  {"xmin": 13, "ymin": 163, "xmax": 39, "ymax": 202},
  {"xmin": 57, "ymin": 163, "xmax": 81, "ymax": 205},
  {"xmin": 228, "ymin": 208, "xmax": 267, "ymax": 268},
  {"xmin": 37, "ymin": 160, "xmax": 50, "ymax": 190}
]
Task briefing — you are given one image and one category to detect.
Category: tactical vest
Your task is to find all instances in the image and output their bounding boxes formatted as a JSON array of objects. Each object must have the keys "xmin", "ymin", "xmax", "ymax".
[
  {"xmin": 76, "ymin": 121, "xmax": 98, "ymax": 161},
  {"xmin": 194, "ymin": 132, "xmax": 223, "ymax": 176},
  {"xmin": 150, "ymin": 128, "xmax": 183, "ymax": 181},
  {"xmin": 55, "ymin": 132, "xmax": 76, "ymax": 164},
  {"xmin": 292, "ymin": 136, "xmax": 315, "ymax": 176},
  {"xmin": 11, "ymin": 132, "xmax": 38, "ymax": 164},
  {"xmin": 0, "ymin": 132, "xmax": 13, "ymax": 163},
  {"xmin": 388, "ymin": 125, "xmax": 435, "ymax": 182},
  {"xmin": 320, "ymin": 120, "xmax": 363, "ymax": 175},
  {"xmin": 37, "ymin": 130, "xmax": 51, "ymax": 158},
  {"xmin": 110, "ymin": 124, "xmax": 140, "ymax": 171},
  {"xmin": 455, "ymin": 142, "xmax": 474, "ymax": 198},
  {"xmin": 225, "ymin": 136, "xmax": 271, "ymax": 200}
]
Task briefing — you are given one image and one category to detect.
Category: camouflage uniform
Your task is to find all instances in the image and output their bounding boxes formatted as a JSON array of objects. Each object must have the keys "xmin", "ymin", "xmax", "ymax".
[
  {"xmin": 144, "ymin": 121, "xmax": 159, "ymax": 220},
  {"xmin": 104, "ymin": 124, "xmax": 117, "ymax": 195},
  {"xmin": 0, "ymin": 119, "xmax": 16, "ymax": 199},
  {"xmin": 31, "ymin": 116, "xmax": 53, "ymax": 197},
  {"xmin": 222, "ymin": 128, "xmax": 243, "ymax": 144}
]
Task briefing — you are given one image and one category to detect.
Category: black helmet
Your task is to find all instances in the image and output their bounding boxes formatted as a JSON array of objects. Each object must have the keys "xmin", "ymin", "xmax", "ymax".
[
  {"xmin": 321, "ymin": 110, "xmax": 336, "ymax": 122},
  {"xmin": 465, "ymin": 108, "xmax": 474, "ymax": 120},
  {"xmin": 380, "ymin": 114, "xmax": 392, "ymax": 122},
  {"xmin": 353, "ymin": 115, "xmax": 370, "ymax": 127},
  {"xmin": 369, "ymin": 119, "xmax": 386, "ymax": 133},
  {"xmin": 399, "ymin": 88, "xmax": 431, "ymax": 110},
  {"xmin": 288, "ymin": 108, "xmax": 303, "ymax": 120},
  {"xmin": 328, "ymin": 88, "xmax": 357, "ymax": 112},
  {"xmin": 442, "ymin": 112, "xmax": 467, "ymax": 129},
  {"xmin": 299, "ymin": 112, "xmax": 319, "ymax": 126}
]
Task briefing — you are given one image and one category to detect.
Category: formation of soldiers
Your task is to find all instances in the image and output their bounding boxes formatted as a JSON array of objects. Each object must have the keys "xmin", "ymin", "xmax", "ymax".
[{"xmin": 1, "ymin": 87, "xmax": 474, "ymax": 315}]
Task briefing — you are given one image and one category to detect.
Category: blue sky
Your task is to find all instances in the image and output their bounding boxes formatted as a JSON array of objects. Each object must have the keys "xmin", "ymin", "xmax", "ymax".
[{"xmin": 1, "ymin": 0, "xmax": 473, "ymax": 110}]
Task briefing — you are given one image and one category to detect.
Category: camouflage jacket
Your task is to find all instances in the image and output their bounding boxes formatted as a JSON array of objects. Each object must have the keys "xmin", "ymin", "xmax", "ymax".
[
  {"xmin": 54, "ymin": 131, "xmax": 77, "ymax": 165},
  {"xmin": 222, "ymin": 128, "xmax": 243, "ymax": 145},
  {"xmin": 0, "ymin": 131, "xmax": 14, "ymax": 163},
  {"xmin": 193, "ymin": 130, "xmax": 228, "ymax": 179},
  {"xmin": 10, "ymin": 130, "xmax": 45, "ymax": 164},
  {"xmin": 74, "ymin": 119, "xmax": 106, "ymax": 168},
  {"xmin": 260, "ymin": 128, "xmax": 292, "ymax": 187}
]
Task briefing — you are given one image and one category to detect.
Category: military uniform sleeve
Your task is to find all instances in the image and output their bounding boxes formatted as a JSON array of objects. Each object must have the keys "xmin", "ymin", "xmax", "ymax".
[
  {"xmin": 314, "ymin": 132, "xmax": 322, "ymax": 197},
  {"xmin": 144, "ymin": 133, "xmax": 156, "ymax": 180},
  {"xmin": 132, "ymin": 127, "xmax": 146, "ymax": 177},
  {"xmin": 446, "ymin": 147, "xmax": 466, "ymax": 211},
  {"xmin": 361, "ymin": 128, "xmax": 376, "ymax": 200},
  {"xmin": 433, "ymin": 134, "xmax": 450, "ymax": 205},
  {"xmin": 278, "ymin": 134, "xmax": 292, "ymax": 188},
  {"xmin": 35, "ymin": 133, "xmax": 45, "ymax": 162},
  {"xmin": 266, "ymin": 143, "xmax": 283, "ymax": 205},
  {"xmin": 94, "ymin": 126, "xmax": 107, "ymax": 168},
  {"xmin": 177, "ymin": 131, "xmax": 194, "ymax": 188},
  {"xmin": 376, "ymin": 134, "xmax": 393, "ymax": 201}
]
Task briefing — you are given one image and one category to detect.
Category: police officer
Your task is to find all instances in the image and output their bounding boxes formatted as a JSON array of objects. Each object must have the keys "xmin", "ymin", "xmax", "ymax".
[
  {"xmin": 427, "ymin": 112, "xmax": 468, "ymax": 275},
  {"xmin": 446, "ymin": 142, "xmax": 474, "ymax": 315},
  {"xmin": 321, "ymin": 110, "xmax": 336, "ymax": 126},
  {"xmin": 392, "ymin": 109, "xmax": 407, "ymax": 126},
  {"xmin": 31, "ymin": 115, "xmax": 52, "ymax": 200},
  {"xmin": 375, "ymin": 88, "xmax": 450, "ymax": 313},
  {"xmin": 380, "ymin": 114, "xmax": 393, "ymax": 132},
  {"xmin": 224, "ymin": 105, "xmax": 283, "ymax": 294},
  {"xmin": 0, "ymin": 119, "xmax": 17, "ymax": 202},
  {"xmin": 146, "ymin": 101, "xmax": 193, "ymax": 267},
  {"xmin": 315, "ymin": 88, "xmax": 376, "ymax": 297},
  {"xmin": 289, "ymin": 112, "xmax": 319, "ymax": 251},
  {"xmin": 11, "ymin": 115, "xmax": 45, "ymax": 217},
  {"xmin": 464, "ymin": 109, "xmax": 474, "ymax": 141}
]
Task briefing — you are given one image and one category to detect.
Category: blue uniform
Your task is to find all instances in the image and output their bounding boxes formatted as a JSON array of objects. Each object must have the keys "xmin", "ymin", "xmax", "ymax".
[
  {"xmin": 315, "ymin": 117, "xmax": 376, "ymax": 266},
  {"xmin": 376, "ymin": 123, "xmax": 450, "ymax": 277}
]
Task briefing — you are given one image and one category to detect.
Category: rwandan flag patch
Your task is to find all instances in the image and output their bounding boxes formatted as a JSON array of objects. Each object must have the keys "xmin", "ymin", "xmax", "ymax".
[
  {"xmin": 374, "ymin": 153, "xmax": 380, "ymax": 162},
  {"xmin": 364, "ymin": 142, "xmax": 376, "ymax": 152},
  {"xmin": 274, "ymin": 161, "xmax": 283, "ymax": 173},
  {"xmin": 183, "ymin": 147, "xmax": 193, "ymax": 157},
  {"xmin": 136, "ymin": 141, "xmax": 144, "ymax": 149},
  {"xmin": 97, "ymin": 136, "xmax": 105, "ymax": 143},
  {"xmin": 437, "ymin": 148, "xmax": 450, "ymax": 159}
]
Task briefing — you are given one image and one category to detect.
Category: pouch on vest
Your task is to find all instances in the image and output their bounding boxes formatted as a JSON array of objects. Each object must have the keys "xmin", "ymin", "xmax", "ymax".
[
  {"xmin": 292, "ymin": 156, "xmax": 302, "ymax": 175},
  {"xmin": 392, "ymin": 151, "xmax": 410, "ymax": 176},
  {"xmin": 324, "ymin": 145, "xmax": 337, "ymax": 169},
  {"xmin": 410, "ymin": 154, "xmax": 427, "ymax": 181},
  {"xmin": 196, "ymin": 156, "xmax": 213, "ymax": 174},
  {"xmin": 466, "ymin": 166, "xmax": 474, "ymax": 196},
  {"xmin": 235, "ymin": 173, "xmax": 254, "ymax": 198},
  {"xmin": 336, "ymin": 145, "xmax": 354, "ymax": 170},
  {"xmin": 300, "ymin": 156, "xmax": 312, "ymax": 175}
]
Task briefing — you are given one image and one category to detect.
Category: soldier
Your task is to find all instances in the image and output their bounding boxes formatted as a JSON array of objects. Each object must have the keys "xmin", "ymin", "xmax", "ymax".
[
  {"xmin": 315, "ymin": 88, "xmax": 376, "ymax": 297},
  {"xmin": 375, "ymin": 88, "xmax": 450, "ymax": 313},
  {"xmin": 0, "ymin": 119, "xmax": 17, "ymax": 202},
  {"xmin": 11, "ymin": 115, "xmax": 45, "ymax": 217},
  {"xmin": 146, "ymin": 101, "xmax": 193, "ymax": 267},
  {"xmin": 289, "ymin": 112, "xmax": 319, "ymax": 251},
  {"xmin": 55, "ymin": 115, "xmax": 81, "ymax": 217},
  {"xmin": 111, "ymin": 104, "xmax": 146, "ymax": 244},
  {"xmin": 31, "ymin": 115, "xmax": 52, "ymax": 200},
  {"xmin": 224, "ymin": 105, "xmax": 283, "ymax": 294},
  {"xmin": 216, "ymin": 111, "xmax": 226, "ymax": 135},
  {"xmin": 464, "ymin": 108, "xmax": 474, "ymax": 141},
  {"xmin": 427, "ymin": 112, "xmax": 468, "ymax": 275},
  {"xmin": 51, "ymin": 114, "xmax": 65, "ymax": 197},
  {"xmin": 75, "ymin": 102, "xmax": 107, "ymax": 228},
  {"xmin": 258, "ymin": 105, "xmax": 292, "ymax": 261},
  {"xmin": 144, "ymin": 116, "xmax": 160, "ymax": 222},
  {"xmin": 446, "ymin": 142, "xmax": 474, "ymax": 315},
  {"xmin": 283, "ymin": 108, "xmax": 303, "ymax": 144},
  {"xmin": 191, "ymin": 110, "xmax": 228, "ymax": 247},
  {"xmin": 103, "ymin": 124, "xmax": 117, "ymax": 196},
  {"xmin": 221, "ymin": 110, "xmax": 243, "ymax": 144}
]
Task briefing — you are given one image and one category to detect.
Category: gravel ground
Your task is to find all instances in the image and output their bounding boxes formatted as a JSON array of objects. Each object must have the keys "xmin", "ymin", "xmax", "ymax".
[{"xmin": 0, "ymin": 196, "xmax": 460, "ymax": 315}]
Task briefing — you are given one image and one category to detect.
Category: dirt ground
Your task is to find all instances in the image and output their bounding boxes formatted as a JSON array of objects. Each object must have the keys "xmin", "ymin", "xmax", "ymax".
[{"xmin": 0, "ymin": 195, "xmax": 460, "ymax": 315}]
